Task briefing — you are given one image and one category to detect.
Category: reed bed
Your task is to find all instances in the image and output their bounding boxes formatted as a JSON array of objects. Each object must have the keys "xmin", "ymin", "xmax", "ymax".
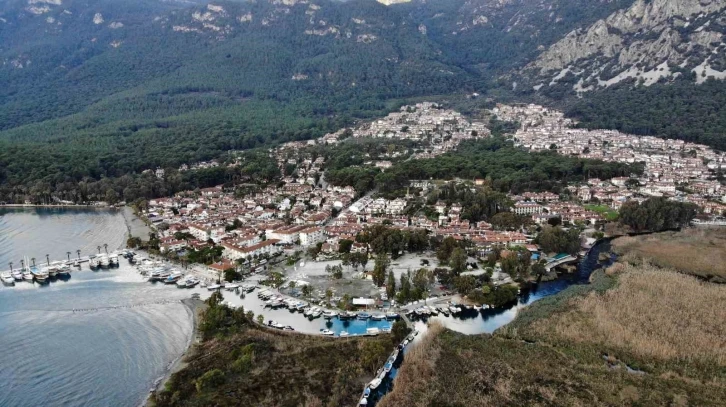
[
  {"xmin": 533, "ymin": 263, "xmax": 726, "ymax": 366},
  {"xmin": 612, "ymin": 229, "xmax": 726, "ymax": 280}
]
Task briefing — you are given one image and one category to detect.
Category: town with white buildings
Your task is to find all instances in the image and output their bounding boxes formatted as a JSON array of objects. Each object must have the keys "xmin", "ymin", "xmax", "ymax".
[
  {"xmin": 140, "ymin": 102, "xmax": 725, "ymax": 278},
  {"xmin": 496, "ymin": 103, "xmax": 726, "ymax": 216}
]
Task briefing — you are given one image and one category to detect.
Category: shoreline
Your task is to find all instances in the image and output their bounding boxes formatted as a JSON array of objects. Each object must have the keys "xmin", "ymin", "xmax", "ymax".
[
  {"xmin": 0, "ymin": 204, "xmax": 116, "ymax": 209},
  {"xmin": 143, "ymin": 297, "xmax": 206, "ymax": 407},
  {"xmin": 122, "ymin": 206, "xmax": 152, "ymax": 244}
]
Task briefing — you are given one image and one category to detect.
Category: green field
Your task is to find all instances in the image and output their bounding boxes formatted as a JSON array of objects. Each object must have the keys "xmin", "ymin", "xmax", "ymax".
[{"xmin": 585, "ymin": 204, "xmax": 620, "ymax": 221}]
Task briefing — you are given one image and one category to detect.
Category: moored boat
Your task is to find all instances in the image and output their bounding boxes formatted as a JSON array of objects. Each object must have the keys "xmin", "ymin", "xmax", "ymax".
[
  {"xmin": 357, "ymin": 312, "xmax": 371, "ymax": 320},
  {"xmin": 31, "ymin": 266, "xmax": 49, "ymax": 284},
  {"xmin": 368, "ymin": 377, "xmax": 382, "ymax": 390},
  {"xmin": 97, "ymin": 254, "xmax": 110, "ymax": 268},
  {"xmin": 323, "ymin": 310, "xmax": 339, "ymax": 319},
  {"xmin": 22, "ymin": 270, "xmax": 34, "ymax": 281},
  {"xmin": 385, "ymin": 312, "xmax": 399, "ymax": 319},
  {"xmin": 1, "ymin": 272, "xmax": 15, "ymax": 286},
  {"xmin": 56, "ymin": 264, "xmax": 71, "ymax": 276}
]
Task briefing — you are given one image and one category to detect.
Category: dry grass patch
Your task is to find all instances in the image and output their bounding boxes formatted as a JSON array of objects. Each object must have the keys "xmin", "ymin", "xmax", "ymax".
[
  {"xmin": 612, "ymin": 229, "xmax": 726, "ymax": 281},
  {"xmin": 377, "ymin": 322, "xmax": 444, "ymax": 407},
  {"xmin": 533, "ymin": 263, "xmax": 726, "ymax": 366}
]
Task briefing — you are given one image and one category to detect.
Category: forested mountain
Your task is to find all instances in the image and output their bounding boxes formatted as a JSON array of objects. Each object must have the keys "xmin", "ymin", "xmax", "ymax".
[{"xmin": 0, "ymin": 0, "xmax": 724, "ymax": 201}]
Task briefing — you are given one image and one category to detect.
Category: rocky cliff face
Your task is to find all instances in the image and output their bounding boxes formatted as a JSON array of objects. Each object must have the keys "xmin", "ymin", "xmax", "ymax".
[{"xmin": 527, "ymin": 0, "xmax": 726, "ymax": 91}]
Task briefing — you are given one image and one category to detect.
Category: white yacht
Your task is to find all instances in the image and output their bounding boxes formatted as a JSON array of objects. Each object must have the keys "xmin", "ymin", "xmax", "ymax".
[
  {"xmin": 98, "ymin": 254, "xmax": 110, "ymax": 268},
  {"xmin": 164, "ymin": 271, "xmax": 183, "ymax": 284},
  {"xmin": 42, "ymin": 265, "xmax": 57, "ymax": 278},
  {"xmin": 30, "ymin": 266, "xmax": 49, "ymax": 284},
  {"xmin": 1, "ymin": 272, "xmax": 15, "ymax": 286},
  {"xmin": 57, "ymin": 264, "xmax": 71, "ymax": 276}
]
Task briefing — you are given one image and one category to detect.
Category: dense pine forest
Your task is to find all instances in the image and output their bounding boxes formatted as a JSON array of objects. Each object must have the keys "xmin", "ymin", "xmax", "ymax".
[{"xmin": 0, "ymin": 0, "xmax": 723, "ymax": 202}]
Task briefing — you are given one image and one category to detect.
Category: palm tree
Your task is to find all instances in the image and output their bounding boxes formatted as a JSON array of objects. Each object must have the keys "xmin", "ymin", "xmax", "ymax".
[
  {"xmin": 66, "ymin": 252, "xmax": 71, "ymax": 262},
  {"xmin": 77, "ymin": 250, "xmax": 81, "ymax": 260},
  {"xmin": 8, "ymin": 262, "xmax": 13, "ymax": 272},
  {"xmin": 103, "ymin": 244, "xmax": 108, "ymax": 254}
]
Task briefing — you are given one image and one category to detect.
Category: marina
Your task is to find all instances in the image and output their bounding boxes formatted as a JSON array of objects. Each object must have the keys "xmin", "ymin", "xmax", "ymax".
[
  {"xmin": 0, "ymin": 207, "xmax": 192, "ymax": 407},
  {"xmin": 0, "ymin": 207, "xmax": 616, "ymax": 407}
]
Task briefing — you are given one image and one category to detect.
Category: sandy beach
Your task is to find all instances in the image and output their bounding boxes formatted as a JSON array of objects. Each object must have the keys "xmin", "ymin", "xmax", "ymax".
[
  {"xmin": 143, "ymin": 297, "xmax": 206, "ymax": 406},
  {"xmin": 123, "ymin": 206, "xmax": 152, "ymax": 243}
]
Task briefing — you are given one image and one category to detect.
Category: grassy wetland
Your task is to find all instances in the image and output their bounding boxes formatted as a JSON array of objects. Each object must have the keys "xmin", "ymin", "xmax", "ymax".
[{"xmin": 611, "ymin": 228, "xmax": 726, "ymax": 282}]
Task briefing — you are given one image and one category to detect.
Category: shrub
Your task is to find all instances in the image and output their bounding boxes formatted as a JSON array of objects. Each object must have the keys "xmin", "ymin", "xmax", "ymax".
[{"xmin": 195, "ymin": 369, "xmax": 225, "ymax": 392}]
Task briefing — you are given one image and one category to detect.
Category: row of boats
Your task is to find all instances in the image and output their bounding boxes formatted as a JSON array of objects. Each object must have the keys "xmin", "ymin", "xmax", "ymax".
[
  {"xmin": 405, "ymin": 303, "xmax": 490, "ymax": 318},
  {"xmin": 88, "ymin": 253, "xmax": 120, "ymax": 269},
  {"xmin": 1, "ymin": 257, "xmax": 77, "ymax": 285},
  {"xmin": 257, "ymin": 289, "xmax": 400, "ymax": 321},
  {"xmin": 359, "ymin": 330, "xmax": 419, "ymax": 406},
  {"xmin": 136, "ymin": 259, "xmax": 202, "ymax": 288}
]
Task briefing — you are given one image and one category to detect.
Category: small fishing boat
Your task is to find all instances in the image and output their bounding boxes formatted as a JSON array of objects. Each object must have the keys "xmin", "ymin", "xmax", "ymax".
[
  {"xmin": 339, "ymin": 331, "xmax": 349, "ymax": 337},
  {"xmin": 366, "ymin": 327, "xmax": 380, "ymax": 336},
  {"xmin": 339, "ymin": 311, "xmax": 356, "ymax": 319},
  {"xmin": 323, "ymin": 310, "xmax": 339, "ymax": 319},
  {"xmin": 1, "ymin": 272, "xmax": 15, "ymax": 286},
  {"xmin": 385, "ymin": 312, "xmax": 399, "ymax": 319},
  {"xmin": 31, "ymin": 266, "xmax": 49, "ymax": 284},
  {"xmin": 56, "ymin": 265, "xmax": 71, "ymax": 276},
  {"xmin": 363, "ymin": 387, "xmax": 371, "ymax": 397},
  {"xmin": 357, "ymin": 312, "xmax": 371, "ymax": 320},
  {"xmin": 368, "ymin": 377, "xmax": 382, "ymax": 390},
  {"xmin": 371, "ymin": 313, "xmax": 385, "ymax": 320},
  {"xmin": 359, "ymin": 397, "xmax": 368, "ymax": 406},
  {"xmin": 320, "ymin": 329, "xmax": 334, "ymax": 336},
  {"xmin": 12, "ymin": 270, "xmax": 23, "ymax": 281}
]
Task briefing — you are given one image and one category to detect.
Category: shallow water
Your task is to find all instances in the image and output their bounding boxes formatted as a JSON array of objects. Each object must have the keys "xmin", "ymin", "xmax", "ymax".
[{"xmin": 0, "ymin": 209, "xmax": 193, "ymax": 407}]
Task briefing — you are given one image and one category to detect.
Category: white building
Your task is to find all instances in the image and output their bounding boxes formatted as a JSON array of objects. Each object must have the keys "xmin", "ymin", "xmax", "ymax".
[{"xmin": 299, "ymin": 227, "xmax": 325, "ymax": 246}]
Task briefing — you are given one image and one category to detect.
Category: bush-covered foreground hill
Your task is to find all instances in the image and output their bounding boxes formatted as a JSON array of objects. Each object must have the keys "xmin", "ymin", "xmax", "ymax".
[{"xmin": 150, "ymin": 292, "xmax": 394, "ymax": 407}]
